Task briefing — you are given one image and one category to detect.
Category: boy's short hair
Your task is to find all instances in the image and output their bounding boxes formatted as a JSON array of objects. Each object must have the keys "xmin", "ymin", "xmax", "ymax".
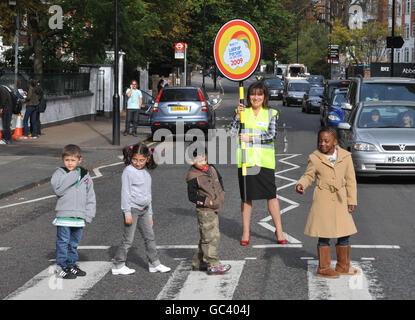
[{"xmin": 62, "ymin": 144, "xmax": 82, "ymax": 159}]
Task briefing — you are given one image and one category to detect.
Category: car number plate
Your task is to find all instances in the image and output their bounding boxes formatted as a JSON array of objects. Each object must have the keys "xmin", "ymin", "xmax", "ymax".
[
  {"xmin": 386, "ymin": 155, "xmax": 415, "ymax": 163},
  {"xmin": 171, "ymin": 106, "xmax": 188, "ymax": 111}
]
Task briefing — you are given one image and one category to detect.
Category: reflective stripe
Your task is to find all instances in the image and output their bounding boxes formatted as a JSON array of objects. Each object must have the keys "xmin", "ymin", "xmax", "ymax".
[{"xmin": 238, "ymin": 143, "xmax": 275, "ymax": 149}]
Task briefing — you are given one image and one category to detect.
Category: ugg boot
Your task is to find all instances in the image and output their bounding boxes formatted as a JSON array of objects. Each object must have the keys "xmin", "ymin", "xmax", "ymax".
[
  {"xmin": 317, "ymin": 245, "xmax": 340, "ymax": 278},
  {"xmin": 335, "ymin": 245, "xmax": 360, "ymax": 275}
]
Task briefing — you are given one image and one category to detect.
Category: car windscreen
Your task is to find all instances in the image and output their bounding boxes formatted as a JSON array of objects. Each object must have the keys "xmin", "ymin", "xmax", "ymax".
[
  {"xmin": 159, "ymin": 89, "xmax": 200, "ymax": 102},
  {"xmin": 332, "ymin": 93, "xmax": 347, "ymax": 106},
  {"xmin": 264, "ymin": 79, "xmax": 283, "ymax": 88},
  {"xmin": 288, "ymin": 83, "xmax": 309, "ymax": 91},
  {"xmin": 309, "ymin": 88, "xmax": 324, "ymax": 96},
  {"xmin": 360, "ymin": 83, "xmax": 415, "ymax": 102},
  {"xmin": 307, "ymin": 76, "xmax": 323, "ymax": 83},
  {"xmin": 357, "ymin": 105, "xmax": 415, "ymax": 128}
]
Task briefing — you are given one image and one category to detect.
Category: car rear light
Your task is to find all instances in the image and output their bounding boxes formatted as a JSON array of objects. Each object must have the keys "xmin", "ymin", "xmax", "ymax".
[
  {"xmin": 199, "ymin": 122, "xmax": 207, "ymax": 125},
  {"xmin": 154, "ymin": 123, "xmax": 161, "ymax": 126},
  {"xmin": 197, "ymin": 89, "xmax": 208, "ymax": 111},
  {"xmin": 153, "ymin": 90, "xmax": 163, "ymax": 112}
]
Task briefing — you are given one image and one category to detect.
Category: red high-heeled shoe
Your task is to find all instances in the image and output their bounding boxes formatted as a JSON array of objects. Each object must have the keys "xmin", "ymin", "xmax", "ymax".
[
  {"xmin": 240, "ymin": 231, "xmax": 251, "ymax": 246},
  {"xmin": 275, "ymin": 231, "xmax": 287, "ymax": 244}
]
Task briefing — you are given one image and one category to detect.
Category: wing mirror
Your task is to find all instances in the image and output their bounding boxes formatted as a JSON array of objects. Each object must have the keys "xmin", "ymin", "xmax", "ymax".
[
  {"xmin": 337, "ymin": 122, "xmax": 351, "ymax": 130},
  {"xmin": 341, "ymin": 103, "xmax": 353, "ymax": 110}
]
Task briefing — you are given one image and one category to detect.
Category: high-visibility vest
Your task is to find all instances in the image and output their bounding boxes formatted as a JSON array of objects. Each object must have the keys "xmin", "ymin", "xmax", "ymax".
[{"xmin": 237, "ymin": 107, "xmax": 278, "ymax": 170}]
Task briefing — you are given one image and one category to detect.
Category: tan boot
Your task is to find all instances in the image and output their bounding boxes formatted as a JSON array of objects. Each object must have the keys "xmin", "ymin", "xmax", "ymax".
[
  {"xmin": 335, "ymin": 245, "xmax": 360, "ymax": 275},
  {"xmin": 317, "ymin": 245, "xmax": 340, "ymax": 278}
]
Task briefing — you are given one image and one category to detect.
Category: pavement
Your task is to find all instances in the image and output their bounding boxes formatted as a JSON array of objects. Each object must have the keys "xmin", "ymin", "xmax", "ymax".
[{"xmin": 0, "ymin": 72, "xmax": 221, "ymax": 199}]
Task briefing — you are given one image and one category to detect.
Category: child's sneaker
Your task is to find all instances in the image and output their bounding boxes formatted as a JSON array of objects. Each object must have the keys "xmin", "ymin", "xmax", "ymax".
[
  {"xmin": 69, "ymin": 265, "xmax": 86, "ymax": 277},
  {"xmin": 149, "ymin": 264, "xmax": 171, "ymax": 273},
  {"xmin": 111, "ymin": 265, "xmax": 136, "ymax": 275},
  {"xmin": 56, "ymin": 267, "xmax": 77, "ymax": 279},
  {"xmin": 207, "ymin": 264, "xmax": 231, "ymax": 275}
]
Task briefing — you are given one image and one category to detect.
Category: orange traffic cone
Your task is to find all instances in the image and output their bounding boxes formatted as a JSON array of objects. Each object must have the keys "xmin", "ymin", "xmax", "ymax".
[
  {"xmin": 0, "ymin": 113, "xmax": 3, "ymax": 140},
  {"xmin": 12, "ymin": 113, "xmax": 23, "ymax": 140}
]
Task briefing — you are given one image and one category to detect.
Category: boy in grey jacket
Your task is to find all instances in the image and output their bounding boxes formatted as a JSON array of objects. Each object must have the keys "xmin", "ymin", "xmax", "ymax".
[{"xmin": 51, "ymin": 144, "xmax": 96, "ymax": 279}]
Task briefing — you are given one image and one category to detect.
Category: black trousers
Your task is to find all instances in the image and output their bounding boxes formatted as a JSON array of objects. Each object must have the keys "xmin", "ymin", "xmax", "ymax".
[
  {"xmin": 30, "ymin": 110, "xmax": 41, "ymax": 135},
  {"xmin": 124, "ymin": 109, "xmax": 140, "ymax": 134}
]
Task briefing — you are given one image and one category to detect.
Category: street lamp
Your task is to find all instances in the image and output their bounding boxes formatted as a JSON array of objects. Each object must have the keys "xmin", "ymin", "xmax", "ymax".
[
  {"xmin": 202, "ymin": 0, "xmax": 206, "ymax": 90},
  {"xmin": 112, "ymin": 0, "xmax": 120, "ymax": 145}
]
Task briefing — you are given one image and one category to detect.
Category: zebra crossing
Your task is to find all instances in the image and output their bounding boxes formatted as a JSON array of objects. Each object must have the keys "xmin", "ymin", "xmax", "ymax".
[{"xmin": 1, "ymin": 244, "xmax": 382, "ymax": 300}]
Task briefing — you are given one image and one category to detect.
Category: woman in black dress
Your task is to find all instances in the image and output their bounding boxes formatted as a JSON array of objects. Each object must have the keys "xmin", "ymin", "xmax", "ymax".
[{"xmin": 229, "ymin": 81, "xmax": 287, "ymax": 245}]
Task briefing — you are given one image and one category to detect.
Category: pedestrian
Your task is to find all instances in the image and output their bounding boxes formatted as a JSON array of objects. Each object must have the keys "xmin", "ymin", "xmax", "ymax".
[
  {"xmin": 112, "ymin": 142, "xmax": 171, "ymax": 275},
  {"xmin": 157, "ymin": 79, "xmax": 164, "ymax": 93},
  {"xmin": 123, "ymin": 80, "xmax": 142, "ymax": 137},
  {"xmin": 51, "ymin": 144, "xmax": 96, "ymax": 279},
  {"xmin": 295, "ymin": 127, "xmax": 359, "ymax": 278},
  {"xmin": 20, "ymin": 79, "xmax": 42, "ymax": 140},
  {"xmin": 186, "ymin": 146, "xmax": 231, "ymax": 275},
  {"xmin": 0, "ymin": 85, "xmax": 13, "ymax": 145},
  {"xmin": 229, "ymin": 81, "xmax": 287, "ymax": 246},
  {"xmin": 30, "ymin": 80, "xmax": 44, "ymax": 136}
]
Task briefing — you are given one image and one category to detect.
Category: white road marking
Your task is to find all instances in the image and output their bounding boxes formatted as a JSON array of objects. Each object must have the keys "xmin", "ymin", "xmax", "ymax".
[
  {"xmin": 78, "ymin": 246, "xmax": 111, "ymax": 250},
  {"xmin": 351, "ymin": 245, "xmax": 400, "ymax": 249},
  {"xmin": 361, "ymin": 257, "xmax": 376, "ymax": 261},
  {"xmin": 156, "ymin": 260, "xmax": 244, "ymax": 300},
  {"xmin": 252, "ymin": 244, "xmax": 303, "ymax": 248},
  {"xmin": 92, "ymin": 162, "xmax": 123, "ymax": 179},
  {"xmin": 157, "ymin": 245, "xmax": 198, "ymax": 250},
  {"xmin": 307, "ymin": 260, "xmax": 384, "ymax": 300},
  {"xmin": 258, "ymin": 154, "xmax": 302, "ymax": 244},
  {"xmin": 0, "ymin": 247, "xmax": 11, "ymax": 252},
  {"xmin": 4, "ymin": 261, "xmax": 112, "ymax": 300}
]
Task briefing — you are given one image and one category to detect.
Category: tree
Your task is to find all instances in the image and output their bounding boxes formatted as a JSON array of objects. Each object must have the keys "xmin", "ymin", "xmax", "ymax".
[{"xmin": 330, "ymin": 19, "xmax": 390, "ymax": 65}]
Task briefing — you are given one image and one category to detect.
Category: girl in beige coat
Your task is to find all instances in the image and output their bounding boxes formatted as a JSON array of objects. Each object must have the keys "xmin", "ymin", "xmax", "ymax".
[{"xmin": 296, "ymin": 127, "xmax": 360, "ymax": 278}]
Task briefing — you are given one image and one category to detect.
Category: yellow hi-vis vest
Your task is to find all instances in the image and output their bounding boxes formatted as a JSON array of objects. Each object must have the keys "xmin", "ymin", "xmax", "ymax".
[{"xmin": 237, "ymin": 107, "xmax": 278, "ymax": 170}]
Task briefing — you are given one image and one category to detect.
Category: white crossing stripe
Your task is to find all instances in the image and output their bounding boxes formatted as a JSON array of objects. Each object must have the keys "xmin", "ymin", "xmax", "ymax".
[
  {"xmin": 157, "ymin": 260, "xmax": 245, "ymax": 300},
  {"xmin": 0, "ymin": 247, "xmax": 11, "ymax": 252},
  {"xmin": 307, "ymin": 260, "xmax": 384, "ymax": 300},
  {"xmin": 4, "ymin": 261, "xmax": 112, "ymax": 300}
]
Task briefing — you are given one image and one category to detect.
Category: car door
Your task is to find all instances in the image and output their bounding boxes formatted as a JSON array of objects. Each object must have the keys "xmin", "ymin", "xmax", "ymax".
[{"xmin": 139, "ymin": 91, "xmax": 154, "ymax": 125}]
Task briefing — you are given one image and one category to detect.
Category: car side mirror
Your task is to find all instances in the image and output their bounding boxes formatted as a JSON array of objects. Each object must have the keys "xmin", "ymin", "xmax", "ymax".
[
  {"xmin": 341, "ymin": 103, "xmax": 352, "ymax": 110},
  {"xmin": 338, "ymin": 122, "xmax": 351, "ymax": 130}
]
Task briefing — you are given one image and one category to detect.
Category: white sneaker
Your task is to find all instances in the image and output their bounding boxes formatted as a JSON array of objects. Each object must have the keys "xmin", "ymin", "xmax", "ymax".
[
  {"xmin": 111, "ymin": 265, "xmax": 136, "ymax": 275},
  {"xmin": 149, "ymin": 264, "xmax": 171, "ymax": 273}
]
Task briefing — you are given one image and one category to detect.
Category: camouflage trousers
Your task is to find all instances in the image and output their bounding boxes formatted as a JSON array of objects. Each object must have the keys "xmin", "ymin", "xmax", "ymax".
[{"xmin": 192, "ymin": 209, "xmax": 220, "ymax": 268}]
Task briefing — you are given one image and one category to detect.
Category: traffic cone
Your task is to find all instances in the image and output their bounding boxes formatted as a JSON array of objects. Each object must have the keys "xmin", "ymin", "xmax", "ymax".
[
  {"xmin": 12, "ymin": 113, "xmax": 23, "ymax": 140},
  {"xmin": 0, "ymin": 113, "xmax": 3, "ymax": 140}
]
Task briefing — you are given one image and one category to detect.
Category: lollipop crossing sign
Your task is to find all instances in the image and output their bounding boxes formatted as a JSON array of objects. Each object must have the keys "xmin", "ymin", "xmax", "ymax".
[{"xmin": 214, "ymin": 19, "xmax": 261, "ymax": 82}]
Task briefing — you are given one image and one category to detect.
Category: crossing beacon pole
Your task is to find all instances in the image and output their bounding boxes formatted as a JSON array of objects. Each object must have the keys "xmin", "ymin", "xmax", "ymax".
[{"xmin": 213, "ymin": 19, "xmax": 261, "ymax": 202}]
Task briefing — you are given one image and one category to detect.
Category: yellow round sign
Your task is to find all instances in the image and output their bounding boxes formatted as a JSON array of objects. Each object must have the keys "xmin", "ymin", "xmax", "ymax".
[{"xmin": 214, "ymin": 19, "xmax": 262, "ymax": 82}]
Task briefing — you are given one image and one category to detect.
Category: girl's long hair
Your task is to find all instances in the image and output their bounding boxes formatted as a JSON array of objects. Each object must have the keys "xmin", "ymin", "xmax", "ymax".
[
  {"xmin": 246, "ymin": 81, "xmax": 270, "ymax": 108},
  {"xmin": 122, "ymin": 142, "xmax": 157, "ymax": 169}
]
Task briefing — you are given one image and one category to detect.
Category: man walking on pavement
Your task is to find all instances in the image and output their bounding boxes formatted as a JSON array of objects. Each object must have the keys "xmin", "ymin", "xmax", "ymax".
[{"xmin": 123, "ymin": 80, "xmax": 142, "ymax": 137}]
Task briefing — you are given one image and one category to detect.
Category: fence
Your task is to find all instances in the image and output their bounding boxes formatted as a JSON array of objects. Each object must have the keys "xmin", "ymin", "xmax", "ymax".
[{"xmin": 0, "ymin": 72, "xmax": 90, "ymax": 95}]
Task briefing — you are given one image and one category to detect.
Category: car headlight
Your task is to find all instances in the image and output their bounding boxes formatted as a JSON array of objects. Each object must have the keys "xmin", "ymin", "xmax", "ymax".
[
  {"xmin": 328, "ymin": 115, "xmax": 340, "ymax": 121},
  {"xmin": 354, "ymin": 142, "xmax": 377, "ymax": 152}
]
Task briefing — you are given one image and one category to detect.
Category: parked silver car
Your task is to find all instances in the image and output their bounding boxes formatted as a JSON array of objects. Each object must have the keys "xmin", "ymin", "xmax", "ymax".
[
  {"xmin": 338, "ymin": 100, "xmax": 415, "ymax": 176},
  {"xmin": 151, "ymin": 86, "xmax": 216, "ymax": 136}
]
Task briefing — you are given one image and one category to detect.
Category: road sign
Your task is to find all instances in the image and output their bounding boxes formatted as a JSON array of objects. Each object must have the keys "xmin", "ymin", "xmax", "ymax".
[
  {"xmin": 213, "ymin": 19, "xmax": 261, "ymax": 82},
  {"xmin": 386, "ymin": 36, "xmax": 404, "ymax": 48},
  {"xmin": 175, "ymin": 42, "xmax": 185, "ymax": 59},
  {"xmin": 328, "ymin": 44, "xmax": 339, "ymax": 64}
]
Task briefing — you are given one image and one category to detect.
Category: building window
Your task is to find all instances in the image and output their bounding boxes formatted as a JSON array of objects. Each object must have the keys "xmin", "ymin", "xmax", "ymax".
[
  {"xmin": 412, "ymin": 48, "xmax": 414, "ymax": 62},
  {"xmin": 397, "ymin": 50, "xmax": 401, "ymax": 62},
  {"xmin": 412, "ymin": 23, "xmax": 415, "ymax": 36},
  {"xmin": 407, "ymin": 0, "xmax": 411, "ymax": 13},
  {"xmin": 405, "ymin": 47, "xmax": 409, "ymax": 62},
  {"xmin": 406, "ymin": 24, "xmax": 410, "ymax": 38},
  {"xmin": 398, "ymin": 2, "xmax": 401, "ymax": 16},
  {"xmin": 412, "ymin": 0, "xmax": 415, "ymax": 12}
]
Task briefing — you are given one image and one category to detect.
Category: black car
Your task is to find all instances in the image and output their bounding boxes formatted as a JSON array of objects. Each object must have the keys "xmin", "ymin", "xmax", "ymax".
[
  {"xmin": 263, "ymin": 77, "xmax": 284, "ymax": 100},
  {"xmin": 302, "ymin": 86, "xmax": 324, "ymax": 113}
]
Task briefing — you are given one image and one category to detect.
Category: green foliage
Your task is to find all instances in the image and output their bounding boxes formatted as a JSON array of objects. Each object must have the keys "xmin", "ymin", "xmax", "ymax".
[{"xmin": 284, "ymin": 22, "xmax": 330, "ymax": 77}]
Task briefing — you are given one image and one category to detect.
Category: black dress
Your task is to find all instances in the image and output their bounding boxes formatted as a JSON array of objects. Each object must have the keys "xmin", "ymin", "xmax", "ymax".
[{"xmin": 238, "ymin": 166, "xmax": 277, "ymax": 201}]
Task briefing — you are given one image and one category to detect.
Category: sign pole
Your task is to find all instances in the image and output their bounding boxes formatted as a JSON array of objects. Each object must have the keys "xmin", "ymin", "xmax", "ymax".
[
  {"xmin": 184, "ymin": 44, "xmax": 187, "ymax": 86},
  {"xmin": 239, "ymin": 81, "xmax": 247, "ymax": 202},
  {"xmin": 391, "ymin": 0, "xmax": 395, "ymax": 77}
]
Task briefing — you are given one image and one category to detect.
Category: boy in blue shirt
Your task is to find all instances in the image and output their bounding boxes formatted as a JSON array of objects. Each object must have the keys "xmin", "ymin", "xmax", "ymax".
[{"xmin": 51, "ymin": 144, "xmax": 96, "ymax": 279}]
